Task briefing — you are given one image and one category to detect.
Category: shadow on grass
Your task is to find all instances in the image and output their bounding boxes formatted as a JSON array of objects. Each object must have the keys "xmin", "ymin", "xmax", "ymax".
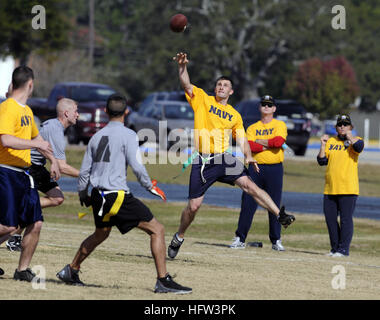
[
  {"xmin": 286, "ymin": 249, "xmax": 325, "ymax": 255},
  {"xmin": 46, "ymin": 278, "xmax": 120, "ymax": 289},
  {"xmin": 115, "ymin": 252, "xmax": 198, "ymax": 263},
  {"xmin": 195, "ymin": 241, "xmax": 327, "ymax": 256},
  {"xmin": 194, "ymin": 241, "xmax": 230, "ymax": 248}
]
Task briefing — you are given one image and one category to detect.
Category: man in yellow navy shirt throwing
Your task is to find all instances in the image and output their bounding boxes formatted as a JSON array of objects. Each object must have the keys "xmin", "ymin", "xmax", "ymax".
[
  {"xmin": 317, "ymin": 114, "xmax": 364, "ymax": 257},
  {"xmin": 167, "ymin": 53, "xmax": 295, "ymax": 259},
  {"xmin": 0, "ymin": 66, "xmax": 60, "ymax": 280},
  {"xmin": 230, "ymin": 95, "xmax": 288, "ymax": 251}
]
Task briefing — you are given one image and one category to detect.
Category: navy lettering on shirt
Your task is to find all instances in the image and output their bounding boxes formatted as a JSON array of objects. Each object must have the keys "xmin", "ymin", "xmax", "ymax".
[
  {"xmin": 209, "ymin": 105, "xmax": 233, "ymax": 121},
  {"xmin": 329, "ymin": 144, "xmax": 344, "ymax": 151},
  {"xmin": 20, "ymin": 115, "xmax": 32, "ymax": 127},
  {"xmin": 255, "ymin": 128, "xmax": 274, "ymax": 136}
]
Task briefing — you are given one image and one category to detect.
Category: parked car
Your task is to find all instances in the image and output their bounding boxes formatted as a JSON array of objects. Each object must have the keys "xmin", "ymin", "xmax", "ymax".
[
  {"xmin": 235, "ymin": 99, "xmax": 311, "ymax": 155},
  {"xmin": 28, "ymin": 82, "xmax": 117, "ymax": 144},
  {"xmin": 137, "ymin": 91, "xmax": 187, "ymax": 109},
  {"xmin": 127, "ymin": 100, "xmax": 194, "ymax": 149}
]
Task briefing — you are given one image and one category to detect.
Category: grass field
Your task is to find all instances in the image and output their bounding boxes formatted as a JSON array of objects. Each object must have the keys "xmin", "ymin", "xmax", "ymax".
[{"xmin": 1, "ymin": 193, "xmax": 380, "ymax": 300}]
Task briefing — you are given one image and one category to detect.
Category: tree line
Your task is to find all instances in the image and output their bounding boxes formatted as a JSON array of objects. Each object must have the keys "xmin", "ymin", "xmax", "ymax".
[{"xmin": 0, "ymin": 0, "xmax": 379, "ymax": 119}]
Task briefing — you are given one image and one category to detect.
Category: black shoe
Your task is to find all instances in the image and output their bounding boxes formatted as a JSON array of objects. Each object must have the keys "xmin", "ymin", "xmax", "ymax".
[
  {"xmin": 154, "ymin": 274, "xmax": 192, "ymax": 294},
  {"xmin": 56, "ymin": 264, "xmax": 84, "ymax": 286},
  {"xmin": 168, "ymin": 233, "xmax": 184, "ymax": 259},
  {"xmin": 0, "ymin": 267, "xmax": 4, "ymax": 276},
  {"xmin": 13, "ymin": 268, "xmax": 37, "ymax": 282},
  {"xmin": 6, "ymin": 235, "xmax": 22, "ymax": 252},
  {"xmin": 278, "ymin": 206, "xmax": 296, "ymax": 228}
]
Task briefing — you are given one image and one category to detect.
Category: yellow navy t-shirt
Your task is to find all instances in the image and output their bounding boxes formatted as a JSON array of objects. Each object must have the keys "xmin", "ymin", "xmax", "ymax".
[
  {"xmin": 0, "ymin": 98, "xmax": 39, "ymax": 168},
  {"xmin": 246, "ymin": 119, "xmax": 287, "ymax": 164},
  {"xmin": 324, "ymin": 136, "xmax": 362, "ymax": 195},
  {"xmin": 185, "ymin": 86, "xmax": 245, "ymax": 154}
]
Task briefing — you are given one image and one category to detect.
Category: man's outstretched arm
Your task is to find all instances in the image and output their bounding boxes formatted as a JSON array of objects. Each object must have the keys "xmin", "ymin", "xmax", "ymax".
[{"xmin": 173, "ymin": 52, "xmax": 193, "ymax": 97}]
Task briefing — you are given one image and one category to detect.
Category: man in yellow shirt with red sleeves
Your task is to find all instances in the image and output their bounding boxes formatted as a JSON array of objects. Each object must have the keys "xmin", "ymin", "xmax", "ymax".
[
  {"xmin": 317, "ymin": 114, "xmax": 364, "ymax": 257},
  {"xmin": 230, "ymin": 95, "xmax": 288, "ymax": 251}
]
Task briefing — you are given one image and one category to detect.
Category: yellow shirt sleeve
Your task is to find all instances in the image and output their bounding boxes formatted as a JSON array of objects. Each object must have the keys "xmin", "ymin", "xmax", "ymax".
[
  {"xmin": 185, "ymin": 85, "xmax": 206, "ymax": 113},
  {"xmin": 0, "ymin": 103, "xmax": 17, "ymax": 135}
]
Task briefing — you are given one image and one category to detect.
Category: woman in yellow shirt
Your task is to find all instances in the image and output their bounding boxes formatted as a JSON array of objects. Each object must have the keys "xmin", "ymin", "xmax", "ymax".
[{"xmin": 317, "ymin": 115, "xmax": 364, "ymax": 257}]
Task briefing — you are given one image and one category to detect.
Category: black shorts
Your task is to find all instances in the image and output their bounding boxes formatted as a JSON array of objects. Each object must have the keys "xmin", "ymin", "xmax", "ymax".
[
  {"xmin": 29, "ymin": 164, "xmax": 59, "ymax": 193},
  {"xmin": 91, "ymin": 188, "xmax": 154, "ymax": 234},
  {"xmin": 188, "ymin": 153, "xmax": 249, "ymax": 199}
]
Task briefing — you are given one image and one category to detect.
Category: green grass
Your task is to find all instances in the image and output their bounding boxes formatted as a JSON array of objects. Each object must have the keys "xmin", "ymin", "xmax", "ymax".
[
  {"xmin": 65, "ymin": 147, "xmax": 380, "ymax": 197},
  {"xmin": 2, "ymin": 192, "xmax": 379, "ymax": 300},
  {"xmin": 44, "ymin": 193, "xmax": 380, "ymax": 256}
]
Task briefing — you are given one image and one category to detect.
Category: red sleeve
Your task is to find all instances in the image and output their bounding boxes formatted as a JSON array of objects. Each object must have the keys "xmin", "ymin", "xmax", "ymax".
[
  {"xmin": 248, "ymin": 140, "xmax": 264, "ymax": 153},
  {"xmin": 268, "ymin": 136, "xmax": 285, "ymax": 148}
]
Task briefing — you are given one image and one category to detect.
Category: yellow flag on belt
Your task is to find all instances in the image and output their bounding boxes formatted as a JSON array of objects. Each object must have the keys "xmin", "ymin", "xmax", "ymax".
[{"xmin": 78, "ymin": 212, "xmax": 88, "ymax": 219}]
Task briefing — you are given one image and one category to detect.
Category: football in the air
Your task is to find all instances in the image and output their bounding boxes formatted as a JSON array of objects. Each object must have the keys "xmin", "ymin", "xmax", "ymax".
[{"xmin": 169, "ymin": 14, "xmax": 187, "ymax": 32}]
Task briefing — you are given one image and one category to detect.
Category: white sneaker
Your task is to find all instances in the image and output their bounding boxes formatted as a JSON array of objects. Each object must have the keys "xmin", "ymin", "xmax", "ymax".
[
  {"xmin": 326, "ymin": 251, "xmax": 335, "ymax": 256},
  {"xmin": 272, "ymin": 240, "xmax": 285, "ymax": 251},
  {"xmin": 229, "ymin": 236, "xmax": 245, "ymax": 249},
  {"xmin": 331, "ymin": 252, "xmax": 347, "ymax": 257}
]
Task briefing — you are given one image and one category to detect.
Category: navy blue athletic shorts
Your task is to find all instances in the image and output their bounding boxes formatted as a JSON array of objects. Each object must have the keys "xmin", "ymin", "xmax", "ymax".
[
  {"xmin": 0, "ymin": 166, "xmax": 43, "ymax": 228},
  {"xmin": 91, "ymin": 188, "xmax": 154, "ymax": 234},
  {"xmin": 188, "ymin": 153, "xmax": 249, "ymax": 199}
]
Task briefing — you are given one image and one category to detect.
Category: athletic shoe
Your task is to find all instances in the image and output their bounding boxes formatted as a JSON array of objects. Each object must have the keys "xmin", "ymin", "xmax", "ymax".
[
  {"xmin": 56, "ymin": 264, "xmax": 84, "ymax": 286},
  {"xmin": 331, "ymin": 252, "xmax": 348, "ymax": 257},
  {"xmin": 154, "ymin": 274, "xmax": 192, "ymax": 294},
  {"xmin": 13, "ymin": 268, "xmax": 37, "ymax": 282},
  {"xmin": 229, "ymin": 236, "xmax": 246, "ymax": 249},
  {"xmin": 278, "ymin": 206, "xmax": 295, "ymax": 228},
  {"xmin": 168, "ymin": 233, "xmax": 184, "ymax": 259},
  {"xmin": 0, "ymin": 267, "xmax": 4, "ymax": 276},
  {"xmin": 326, "ymin": 250, "xmax": 335, "ymax": 256},
  {"xmin": 6, "ymin": 235, "xmax": 22, "ymax": 252},
  {"xmin": 272, "ymin": 240, "xmax": 285, "ymax": 251}
]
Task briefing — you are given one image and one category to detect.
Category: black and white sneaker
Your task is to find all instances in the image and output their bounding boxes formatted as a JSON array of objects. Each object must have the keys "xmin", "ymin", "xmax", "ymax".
[
  {"xmin": 168, "ymin": 233, "xmax": 184, "ymax": 259},
  {"xmin": 56, "ymin": 264, "xmax": 84, "ymax": 286},
  {"xmin": 278, "ymin": 206, "xmax": 295, "ymax": 228},
  {"xmin": 6, "ymin": 235, "xmax": 22, "ymax": 252},
  {"xmin": 154, "ymin": 274, "xmax": 192, "ymax": 294},
  {"xmin": 13, "ymin": 268, "xmax": 37, "ymax": 282}
]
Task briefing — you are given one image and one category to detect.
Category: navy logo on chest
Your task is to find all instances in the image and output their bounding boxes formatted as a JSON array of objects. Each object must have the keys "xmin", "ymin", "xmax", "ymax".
[
  {"xmin": 209, "ymin": 105, "xmax": 233, "ymax": 121},
  {"xmin": 21, "ymin": 115, "xmax": 33, "ymax": 127},
  {"xmin": 256, "ymin": 128, "xmax": 274, "ymax": 136}
]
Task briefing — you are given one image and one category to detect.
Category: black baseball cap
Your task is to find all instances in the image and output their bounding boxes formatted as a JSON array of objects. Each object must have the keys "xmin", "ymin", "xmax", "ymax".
[
  {"xmin": 260, "ymin": 95, "xmax": 275, "ymax": 106},
  {"xmin": 336, "ymin": 114, "xmax": 352, "ymax": 126}
]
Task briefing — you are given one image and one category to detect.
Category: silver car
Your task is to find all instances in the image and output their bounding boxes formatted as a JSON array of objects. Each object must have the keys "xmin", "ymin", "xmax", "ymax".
[{"xmin": 127, "ymin": 100, "xmax": 194, "ymax": 149}]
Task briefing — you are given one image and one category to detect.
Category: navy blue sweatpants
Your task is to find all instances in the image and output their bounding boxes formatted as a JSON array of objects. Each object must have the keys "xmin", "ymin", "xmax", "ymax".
[
  {"xmin": 323, "ymin": 195, "xmax": 357, "ymax": 256},
  {"xmin": 235, "ymin": 163, "xmax": 283, "ymax": 244}
]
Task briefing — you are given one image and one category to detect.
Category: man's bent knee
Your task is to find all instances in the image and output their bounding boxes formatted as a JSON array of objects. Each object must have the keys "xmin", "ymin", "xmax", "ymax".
[
  {"xmin": 93, "ymin": 228, "xmax": 111, "ymax": 243},
  {"xmin": 236, "ymin": 176, "xmax": 259, "ymax": 196},
  {"xmin": 139, "ymin": 218, "xmax": 164, "ymax": 236},
  {"xmin": 32, "ymin": 221, "xmax": 43, "ymax": 233},
  {"xmin": 188, "ymin": 201, "xmax": 202, "ymax": 214},
  {"xmin": 0, "ymin": 225, "xmax": 17, "ymax": 235},
  {"xmin": 50, "ymin": 197, "xmax": 64, "ymax": 206}
]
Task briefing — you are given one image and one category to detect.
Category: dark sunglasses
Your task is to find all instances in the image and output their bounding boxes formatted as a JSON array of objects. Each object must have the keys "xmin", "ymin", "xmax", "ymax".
[
  {"xmin": 261, "ymin": 102, "xmax": 274, "ymax": 107},
  {"xmin": 337, "ymin": 122, "xmax": 350, "ymax": 127}
]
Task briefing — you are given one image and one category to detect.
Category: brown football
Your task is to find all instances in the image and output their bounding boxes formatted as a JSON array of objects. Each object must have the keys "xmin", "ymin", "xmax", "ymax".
[{"xmin": 169, "ymin": 14, "xmax": 187, "ymax": 33}]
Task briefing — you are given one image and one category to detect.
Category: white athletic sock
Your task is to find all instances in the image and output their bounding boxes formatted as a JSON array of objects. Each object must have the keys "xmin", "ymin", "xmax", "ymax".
[{"xmin": 175, "ymin": 233, "xmax": 184, "ymax": 242}]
